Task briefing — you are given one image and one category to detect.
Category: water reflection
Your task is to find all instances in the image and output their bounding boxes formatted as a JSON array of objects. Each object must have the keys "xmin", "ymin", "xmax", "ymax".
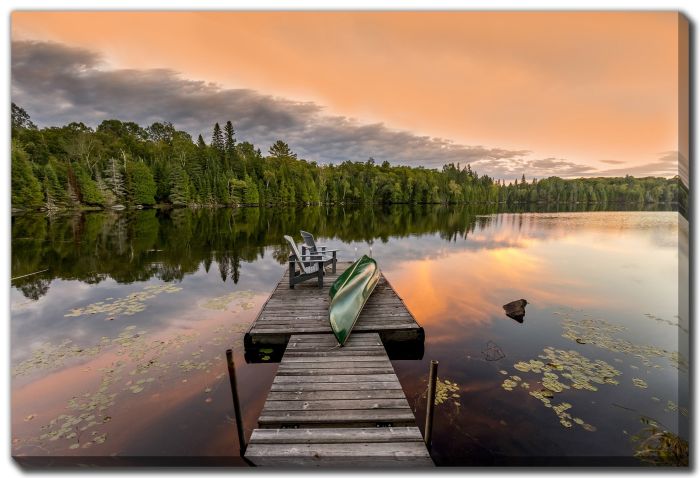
[{"xmin": 11, "ymin": 205, "xmax": 686, "ymax": 466}]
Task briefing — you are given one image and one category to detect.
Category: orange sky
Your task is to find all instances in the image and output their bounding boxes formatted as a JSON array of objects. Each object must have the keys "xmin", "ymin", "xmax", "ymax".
[{"xmin": 11, "ymin": 11, "xmax": 687, "ymax": 176}]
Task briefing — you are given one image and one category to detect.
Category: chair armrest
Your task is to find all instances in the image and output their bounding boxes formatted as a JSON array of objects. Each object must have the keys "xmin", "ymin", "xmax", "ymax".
[{"xmin": 289, "ymin": 254, "xmax": 329, "ymax": 262}]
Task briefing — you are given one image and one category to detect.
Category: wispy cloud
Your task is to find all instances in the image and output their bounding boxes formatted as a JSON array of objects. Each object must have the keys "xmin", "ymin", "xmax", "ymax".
[{"xmin": 11, "ymin": 40, "xmax": 661, "ymax": 180}]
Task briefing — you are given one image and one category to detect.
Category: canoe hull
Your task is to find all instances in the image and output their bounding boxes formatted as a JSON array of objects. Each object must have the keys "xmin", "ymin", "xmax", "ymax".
[{"xmin": 328, "ymin": 255, "xmax": 380, "ymax": 346}]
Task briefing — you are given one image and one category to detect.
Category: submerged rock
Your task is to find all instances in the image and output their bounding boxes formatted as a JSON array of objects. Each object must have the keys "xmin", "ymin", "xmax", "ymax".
[{"xmin": 503, "ymin": 299, "xmax": 528, "ymax": 323}]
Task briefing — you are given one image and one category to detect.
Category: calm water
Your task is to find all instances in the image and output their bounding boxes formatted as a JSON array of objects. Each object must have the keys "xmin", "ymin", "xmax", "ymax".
[{"xmin": 10, "ymin": 206, "xmax": 688, "ymax": 466}]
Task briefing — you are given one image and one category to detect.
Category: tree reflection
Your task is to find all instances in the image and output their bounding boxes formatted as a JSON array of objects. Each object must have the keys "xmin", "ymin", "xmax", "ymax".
[{"xmin": 11, "ymin": 203, "xmax": 677, "ymax": 300}]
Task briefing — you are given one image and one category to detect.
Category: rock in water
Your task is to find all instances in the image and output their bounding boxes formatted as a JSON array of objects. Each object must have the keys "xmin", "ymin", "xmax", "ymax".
[{"xmin": 503, "ymin": 299, "xmax": 528, "ymax": 323}]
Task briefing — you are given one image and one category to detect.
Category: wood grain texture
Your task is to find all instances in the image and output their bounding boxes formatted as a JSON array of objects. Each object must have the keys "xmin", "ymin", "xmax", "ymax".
[
  {"xmin": 244, "ymin": 332, "xmax": 433, "ymax": 467},
  {"xmin": 244, "ymin": 262, "xmax": 423, "ymax": 346}
]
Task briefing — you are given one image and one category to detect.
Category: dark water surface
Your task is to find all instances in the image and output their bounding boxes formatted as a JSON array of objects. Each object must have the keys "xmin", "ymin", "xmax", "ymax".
[{"xmin": 10, "ymin": 205, "xmax": 688, "ymax": 466}]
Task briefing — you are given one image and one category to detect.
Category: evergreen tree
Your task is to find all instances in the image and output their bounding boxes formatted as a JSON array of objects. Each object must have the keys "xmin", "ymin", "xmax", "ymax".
[
  {"xmin": 74, "ymin": 164, "xmax": 105, "ymax": 206},
  {"xmin": 11, "ymin": 141, "xmax": 43, "ymax": 209},
  {"xmin": 269, "ymin": 140, "xmax": 296, "ymax": 159},
  {"xmin": 42, "ymin": 163, "xmax": 63, "ymax": 210},
  {"xmin": 169, "ymin": 164, "xmax": 191, "ymax": 206},
  {"xmin": 126, "ymin": 160, "xmax": 157, "ymax": 206},
  {"xmin": 224, "ymin": 120, "xmax": 238, "ymax": 173},
  {"xmin": 211, "ymin": 123, "xmax": 224, "ymax": 158}
]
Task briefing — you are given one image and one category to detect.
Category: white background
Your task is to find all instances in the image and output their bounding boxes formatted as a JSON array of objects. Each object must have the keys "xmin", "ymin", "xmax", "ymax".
[{"xmin": 2, "ymin": 1, "xmax": 696, "ymax": 477}]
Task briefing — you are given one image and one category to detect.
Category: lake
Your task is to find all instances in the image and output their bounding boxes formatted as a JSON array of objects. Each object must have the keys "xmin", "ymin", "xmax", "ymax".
[{"xmin": 10, "ymin": 205, "xmax": 688, "ymax": 466}]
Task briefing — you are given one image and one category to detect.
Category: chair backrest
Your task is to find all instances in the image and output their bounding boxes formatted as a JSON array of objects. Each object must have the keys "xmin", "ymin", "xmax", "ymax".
[
  {"xmin": 300, "ymin": 230, "xmax": 317, "ymax": 252},
  {"xmin": 284, "ymin": 235, "xmax": 308, "ymax": 274}
]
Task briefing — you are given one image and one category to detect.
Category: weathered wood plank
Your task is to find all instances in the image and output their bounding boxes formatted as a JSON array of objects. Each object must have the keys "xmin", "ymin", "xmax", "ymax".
[
  {"xmin": 245, "ymin": 264, "xmax": 423, "ymax": 348},
  {"xmin": 273, "ymin": 373, "xmax": 399, "ymax": 384},
  {"xmin": 245, "ymin": 455, "xmax": 434, "ymax": 467},
  {"xmin": 248, "ymin": 426, "xmax": 424, "ymax": 444},
  {"xmin": 266, "ymin": 389, "xmax": 407, "ymax": 401},
  {"xmin": 282, "ymin": 355, "xmax": 388, "ymax": 362},
  {"xmin": 269, "ymin": 381, "xmax": 404, "ymax": 392},
  {"xmin": 262, "ymin": 398, "xmax": 410, "ymax": 411},
  {"xmin": 245, "ymin": 332, "xmax": 431, "ymax": 466},
  {"xmin": 278, "ymin": 360, "xmax": 390, "ymax": 368},
  {"xmin": 276, "ymin": 368, "xmax": 395, "ymax": 376},
  {"xmin": 258, "ymin": 409, "xmax": 417, "ymax": 425},
  {"xmin": 246, "ymin": 442, "xmax": 432, "ymax": 460}
]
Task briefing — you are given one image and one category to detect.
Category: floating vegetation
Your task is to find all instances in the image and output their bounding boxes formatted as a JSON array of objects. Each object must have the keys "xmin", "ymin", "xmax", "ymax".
[
  {"xmin": 632, "ymin": 378, "xmax": 648, "ymax": 389},
  {"xmin": 13, "ymin": 314, "xmax": 251, "ymax": 454},
  {"xmin": 560, "ymin": 317, "xmax": 686, "ymax": 371},
  {"xmin": 631, "ymin": 419, "xmax": 689, "ymax": 466},
  {"xmin": 12, "ymin": 340, "xmax": 103, "ymax": 377},
  {"xmin": 644, "ymin": 313, "xmax": 688, "ymax": 335},
  {"xmin": 199, "ymin": 290, "xmax": 256, "ymax": 311},
  {"xmin": 501, "ymin": 347, "xmax": 621, "ymax": 431},
  {"xmin": 64, "ymin": 284, "xmax": 183, "ymax": 319},
  {"xmin": 431, "ymin": 378, "xmax": 461, "ymax": 406}
]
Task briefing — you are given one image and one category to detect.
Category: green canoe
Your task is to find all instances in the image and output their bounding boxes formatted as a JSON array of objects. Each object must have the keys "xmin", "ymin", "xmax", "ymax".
[{"xmin": 328, "ymin": 255, "xmax": 380, "ymax": 346}]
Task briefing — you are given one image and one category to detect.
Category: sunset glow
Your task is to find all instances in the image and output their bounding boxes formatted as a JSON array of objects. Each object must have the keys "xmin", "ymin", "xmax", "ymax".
[{"xmin": 11, "ymin": 11, "xmax": 688, "ymax": 179}]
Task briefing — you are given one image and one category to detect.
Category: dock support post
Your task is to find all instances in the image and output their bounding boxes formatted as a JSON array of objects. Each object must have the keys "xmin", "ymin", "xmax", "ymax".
[
  {"xmin": 424, "ymin": 360, "xmax": 439, "ymax": 450},
  {"xmin": 226, "ymin": 348, "xmax": 247, "ymax": 457}
]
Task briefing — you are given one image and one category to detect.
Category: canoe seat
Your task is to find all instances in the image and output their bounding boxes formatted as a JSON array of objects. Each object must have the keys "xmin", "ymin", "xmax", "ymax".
[{"xmin": 284, "ymin": 235, "xmax": 336, "ymax": 288}]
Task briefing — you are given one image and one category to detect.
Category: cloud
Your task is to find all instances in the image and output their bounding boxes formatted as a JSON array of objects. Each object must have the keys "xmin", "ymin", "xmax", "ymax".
[
  {"xmin": 600, "ymin": 159, "xmax": 625, "ymax": 164},
  {"xmin": 591, "ymin": 151, "xmax": 683, "ymax": 179},
  {"xmin": 13, "ymin": 40, "xmax": 600, "ymax": 180}
]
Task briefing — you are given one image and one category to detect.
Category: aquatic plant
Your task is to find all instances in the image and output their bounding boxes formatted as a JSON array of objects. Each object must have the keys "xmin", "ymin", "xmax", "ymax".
[
  {"xmin": 631, "ymin": 419, "xmax": 688, "ymax": 466},
  {"xmin": 501, "ymin": 347, "xmax": 620, "ymax": 431},
  {"xmin": 560, "ymin": 317, "xmax": 686, "ymax": 371},
  {"xmin": 13, "ymin": 316, "xmax": 250, "ymax": 454},
  {"xmin": 199, "ymin": 290, "xmax": 256, "ymax": 311},
  {"xmin": 64, "ymin": 283, "xmax": 183, "ymax": 320}
]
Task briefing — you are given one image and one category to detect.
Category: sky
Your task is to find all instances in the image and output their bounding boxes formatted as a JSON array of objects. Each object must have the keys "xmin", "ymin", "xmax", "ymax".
[{"xmin": 11, "ymin": 11, "xmax": 688, "ymax": 180}]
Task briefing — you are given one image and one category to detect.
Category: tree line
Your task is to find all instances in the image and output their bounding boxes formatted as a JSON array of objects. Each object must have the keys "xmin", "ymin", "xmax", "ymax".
[{"xmin": 11, "ymin": 103, "xmax": 683, "ymax": 211}]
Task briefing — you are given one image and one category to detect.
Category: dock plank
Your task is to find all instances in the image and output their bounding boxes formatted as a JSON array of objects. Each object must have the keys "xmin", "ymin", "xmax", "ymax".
[
  {"xmin": 244, "ymin": 332, "xmax": 433, "ymax": 466},
  {"xmin": 244, "ymin": 262, "xmax": 424, "ymax": 346}
]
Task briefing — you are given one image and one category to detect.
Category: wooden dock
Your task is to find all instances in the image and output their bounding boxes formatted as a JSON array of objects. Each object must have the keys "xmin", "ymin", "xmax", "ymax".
[
  {"xmin": 244, "ymin": 333, "xmax": 433, "ymax": 466},
  {"xmin": 242, "ymin": 262, "xmax": 432, "ymax": 467},
  {"xmin": 244, "ymin": 262, "xmax": 424, "ymax": 347}
]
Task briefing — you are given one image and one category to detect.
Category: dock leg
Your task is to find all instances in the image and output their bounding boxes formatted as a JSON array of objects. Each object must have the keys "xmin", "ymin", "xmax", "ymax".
[
  {"xmin": 331, "ymin": 251, "xmax": 337, "ymax": 273},
  {"xmin": 424, "ymin": 360, "xmax": 439, "ymax": 451},
  {"xmin": 289, "ymin": 261, "xmax": 295, "ymax": 289},
  {"xmin": 226, "ymin": 349, "xmax": 247, "ymax": 457}
]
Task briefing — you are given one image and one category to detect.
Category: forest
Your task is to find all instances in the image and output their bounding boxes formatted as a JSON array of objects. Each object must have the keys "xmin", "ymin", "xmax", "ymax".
[{"xmin": 11, "ymin": 103, "xmax": 684, "ymax": 212}]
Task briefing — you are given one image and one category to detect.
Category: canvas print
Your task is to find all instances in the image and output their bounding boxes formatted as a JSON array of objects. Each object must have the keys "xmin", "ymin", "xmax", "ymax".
[{"xmin": 10, "ymin": 11, "xmax": 689, "ymax": 467}]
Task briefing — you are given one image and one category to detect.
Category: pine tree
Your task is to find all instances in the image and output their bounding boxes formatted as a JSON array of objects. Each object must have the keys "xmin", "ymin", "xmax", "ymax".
[
  {"xmin": 211, "ymin": 123, "xmax": 224, "ymax": 158},
  {"xmin": 42, "ymin": 164, "xmax": 62, "ymax": 210},
  {"xmin": 224, "ymin": 120, "xmax": 237, "ymax": 173},
  {"xmin": 169, "ymin": 164, "xmax": 191, "ymax": 206},
  {"xmin": 268, "ymin": 140, "xmax": 297, "ymax": 159},
  {"xmin": 126, "ymin": 160, "xmax": 157, "ymax": 206},
  {"xmin": 11, "ymin": 141, "xmax": 43, "ymax": 209},
  {"xmin": 75, "ymin": 164, "xmax": 105, "ymax": 206}
]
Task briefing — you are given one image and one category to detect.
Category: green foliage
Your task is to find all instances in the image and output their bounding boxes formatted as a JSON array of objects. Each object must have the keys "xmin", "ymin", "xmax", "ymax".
[
  {"xmin": 11, "ymin": 141, "xmax": 43, "ymax": 209},
  {"xmin": 126, "ymin": 160, "xmax": 156, "ymax": 206},
  {"xmin": 9, "ymin": 105, "xmax": 685, "ymax": 212},
  {"xmin": 169, "ymin": 163, "xmax": 191, "ymax": 206},
  {"xmin": 74, "ymin": 165, "xmax": 105, "ymax": 206}
]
